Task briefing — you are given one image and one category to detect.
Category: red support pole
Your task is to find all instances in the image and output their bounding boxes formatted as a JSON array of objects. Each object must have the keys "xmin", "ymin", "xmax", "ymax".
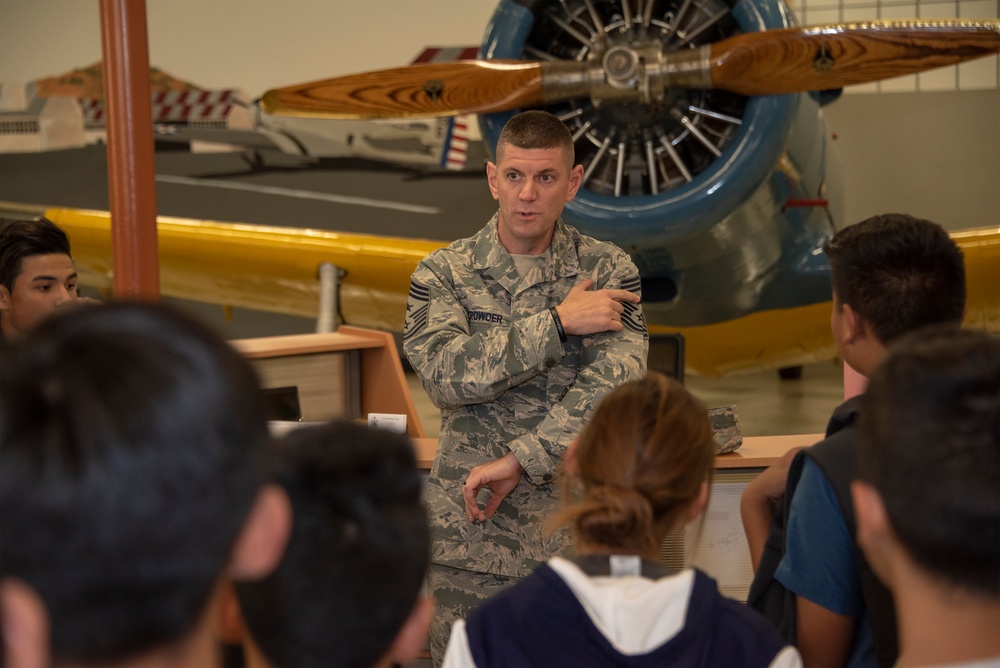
[{"xmin": 99, "ymin": 0, "xmax": 160, "ymax": 302}]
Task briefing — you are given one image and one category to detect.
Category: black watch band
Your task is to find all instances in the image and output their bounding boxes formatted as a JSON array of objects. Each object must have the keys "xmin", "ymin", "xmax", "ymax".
[{"xmin": 549, "ymin": 307, "xmax": 567, "ymax": 343}]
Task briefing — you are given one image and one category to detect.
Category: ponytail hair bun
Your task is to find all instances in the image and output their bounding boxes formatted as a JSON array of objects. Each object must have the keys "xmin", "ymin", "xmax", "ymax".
[{"xmin": 552, "ymin": 372, "xmax": 715, "ymax": 553}]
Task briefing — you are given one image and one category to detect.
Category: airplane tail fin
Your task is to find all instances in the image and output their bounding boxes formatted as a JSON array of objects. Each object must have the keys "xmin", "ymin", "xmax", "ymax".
[
  {"xmin": 441, "ymin": 115, "xmax": 473, "ymax": 171},
  {"xmin": 410, "ymin": 47, "xmax": 480, "ymax": 64}
]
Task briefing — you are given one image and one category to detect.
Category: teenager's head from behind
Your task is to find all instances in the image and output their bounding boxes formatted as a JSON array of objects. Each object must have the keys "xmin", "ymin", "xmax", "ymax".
[
  {"xmin": 823, "ymin": 213, "xmax": 965, "ymax": 348},
  {"xmin": 0, "ymin": 301, "xmax": 290, "ymax": 667},
  {"xmin": 235, "ymin": 421, "xmax": 432, "ymax": 668},
  {"xmin": 854, "ymin": 325, "xmax": 999, "ymax": 600},
  {"xmin": 554, "ymin": 371, "xmax": 716, "ymax": 558}
]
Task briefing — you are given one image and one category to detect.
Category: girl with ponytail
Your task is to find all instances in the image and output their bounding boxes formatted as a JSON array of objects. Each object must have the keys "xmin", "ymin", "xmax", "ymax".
[{"xmin": 442, "ymin": 372, "xmax": 801, "ymax": 667}]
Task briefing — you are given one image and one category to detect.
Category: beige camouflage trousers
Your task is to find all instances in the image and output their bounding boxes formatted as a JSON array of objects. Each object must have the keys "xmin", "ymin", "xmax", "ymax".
[{"xmin": 427, "ymin": 562, "xmax": 520, "ymax": 667}]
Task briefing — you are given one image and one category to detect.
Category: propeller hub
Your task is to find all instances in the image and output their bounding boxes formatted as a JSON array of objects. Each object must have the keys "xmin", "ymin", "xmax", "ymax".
[
  {"xmin": 603, "ymin": 45, "xmax": 639, "ymax": 87},
  {"xmin": 526, "ymin": 0, "xmax": 747, "ymax": 197}
]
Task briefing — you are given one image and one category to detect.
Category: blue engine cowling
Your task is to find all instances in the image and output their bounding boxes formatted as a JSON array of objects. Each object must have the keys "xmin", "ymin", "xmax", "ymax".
[{"xmin": 477, "ymin": 0, "xmax": 838, "ymax": 326}]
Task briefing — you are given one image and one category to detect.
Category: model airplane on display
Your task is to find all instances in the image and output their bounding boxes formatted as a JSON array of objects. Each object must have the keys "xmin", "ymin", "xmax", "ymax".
[
  {"xmin": 242, "ymin": 47, "xmax": 489, "ymax": 172},
  {"xmin": 145, "ymin": 48, "xmax": 488, "ymax": 173},
  {"xmin": 47, "ymin": 0, "xmax": 1000, "ymax": 375},
  {"xmin": 150, "ymin": 93, "xmax": 486, "ymax": 173}
]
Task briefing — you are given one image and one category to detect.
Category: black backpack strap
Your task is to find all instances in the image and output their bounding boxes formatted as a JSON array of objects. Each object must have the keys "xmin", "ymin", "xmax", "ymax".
[
  {"xmin": 808, "ymin": 425, "xmax": 899, "ymax": 667},
  {"xmin": 745, "ymin": 448, "xmax": 810, "ymax": 645},
  {"xmin": 747, "ymin": 395, "xmax": 897, "ymax": 666}
]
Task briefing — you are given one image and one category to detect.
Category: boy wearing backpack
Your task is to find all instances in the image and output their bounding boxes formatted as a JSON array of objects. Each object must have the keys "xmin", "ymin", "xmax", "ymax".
[{"xmin": 740, "ymin": 214, "xmax": 966, "ymax": 667}]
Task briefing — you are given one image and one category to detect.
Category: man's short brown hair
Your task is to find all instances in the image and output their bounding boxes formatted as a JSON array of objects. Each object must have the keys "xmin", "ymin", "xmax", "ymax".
[{"xmin": 496, "ymin": 111, "xmax": 575, "ymax": 168}]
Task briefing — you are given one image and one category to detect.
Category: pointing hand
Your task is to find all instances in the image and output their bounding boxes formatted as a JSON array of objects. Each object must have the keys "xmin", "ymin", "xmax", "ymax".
[{"xmin": 555, "ymin": 279, "xmax": 640, "ymax": 336}]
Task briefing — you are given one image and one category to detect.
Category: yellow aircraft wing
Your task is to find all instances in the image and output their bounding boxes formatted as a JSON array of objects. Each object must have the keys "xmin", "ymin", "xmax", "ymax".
[
  {"xmin": 666, "ymin": 225, "xmax": 1000, "ymax": 375},
  {"xmin": 46, "ymin": 207, "xmax": 1000, "ymax": 377},
  {"xmin": 47, "ymin": 207, "xmax": 443, "ymax": 334}
]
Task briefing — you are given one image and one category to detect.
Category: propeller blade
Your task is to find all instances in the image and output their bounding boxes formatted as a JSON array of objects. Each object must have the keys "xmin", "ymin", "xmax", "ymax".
[
  {"xmin": 261, "ymin": 60, "xmax": 551, "ymax": 119},
  {"xmin": 261, "ymin": 19, "xmax": 999, "ymax": 119},
  {"xmin": 705, "ymin": 19, "xmax": 1000, "ymax": 96}
]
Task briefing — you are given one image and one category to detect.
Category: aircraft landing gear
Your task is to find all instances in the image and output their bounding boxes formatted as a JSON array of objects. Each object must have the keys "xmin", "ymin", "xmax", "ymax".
[{"xmin": 242, "ymin": 150, "xmax": 266, "ymax": 171}]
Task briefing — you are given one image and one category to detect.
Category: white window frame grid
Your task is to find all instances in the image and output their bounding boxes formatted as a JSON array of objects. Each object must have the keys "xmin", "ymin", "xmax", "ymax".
[{"xmin": 787, "ymin": 0, "xmax": 1000, "ymax": 91}]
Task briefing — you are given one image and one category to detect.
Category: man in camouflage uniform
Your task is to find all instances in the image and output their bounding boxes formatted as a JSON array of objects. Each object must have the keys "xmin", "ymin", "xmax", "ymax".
[{"xmin": 403, "ymin": 111, "xmax": 648, "ymax": 663}]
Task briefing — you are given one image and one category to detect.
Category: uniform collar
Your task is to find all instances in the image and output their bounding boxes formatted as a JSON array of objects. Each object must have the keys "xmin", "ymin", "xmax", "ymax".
[{"xmin": 472, "ymin": 213, "xmax": 583, "ymax": 287}]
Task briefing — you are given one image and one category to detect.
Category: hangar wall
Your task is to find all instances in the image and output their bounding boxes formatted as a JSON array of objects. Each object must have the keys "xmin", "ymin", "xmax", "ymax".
[{"xmin": 824, "ymin": 89, "xmax": 1000, "ymax": 231}]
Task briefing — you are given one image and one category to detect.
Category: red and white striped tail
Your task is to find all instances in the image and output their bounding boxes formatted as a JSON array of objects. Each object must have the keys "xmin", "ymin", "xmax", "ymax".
[
  {"xmin": 79, "ymin": 89, "xmax": 246, "ymax": 126},
  {"xmin": 411, "ymin": 46, "xmax": 480, "ymax": 64},
  {"xmin": 150, "ymin": 90, "xmax": 238, "ymax": 106},
  {"xmin": 152, "ymin": 90, "xmax": 244, "ymax": 123},
  {"xmin": 153, "ymin": 103, "xmax": 235, "ymax": 123},
  {"xmin": 80, "ymin": 98, "xmax": 103, "ymax": 126},
  {"xmin": 444, "ymin": 115, "xmax": 473, "ymax": 171}
]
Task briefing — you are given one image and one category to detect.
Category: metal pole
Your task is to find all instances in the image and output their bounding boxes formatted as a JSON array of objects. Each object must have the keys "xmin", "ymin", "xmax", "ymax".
[
  {"xmin": 99, "ymin": 0, "xmax": 160, "ymax": 301},
  {"xmin": 316, "ymin": 262, "xmax": 340, "ymax": 332}
]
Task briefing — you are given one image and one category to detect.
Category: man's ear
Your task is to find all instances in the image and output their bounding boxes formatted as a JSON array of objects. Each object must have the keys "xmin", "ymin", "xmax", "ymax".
[
  {"xmin": 228, "ymin": 484, "xmax": 292, "ymax": 580},
  {"xmin": 0, "ymin": 285, "xmax": 11, "ymax": 312},
  {"xmin": 851, "ymin": 480, "xmax": 895, "ymax": 586},
  {"xmin": 486, "ymin": 161, "xmax": 499, "ymax": 200},
  {"xmin": 686, "ymin": 481, "xmax": 710, "ymax": 522},
  {"xmin": 384, "ymin": 595, "xmax": 433, "ymax": 667},
  {"xmin": 1, "ymin": 578, "xmax": 50, "ymax": 668},
  {"xmin": 566, "ymin": 164, "xmax": 584, "ymax": 201}
]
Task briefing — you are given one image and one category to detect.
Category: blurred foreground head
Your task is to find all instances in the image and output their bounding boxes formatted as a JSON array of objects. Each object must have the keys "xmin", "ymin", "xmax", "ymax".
[
  {"xmin": 235, "ymin": 421, "xmax": 431, "ymax": 668},
  {"xmin": 857, "ymin": 325, "xmax": 999, "ymax": 598},
  {"xmin": 0, "ymin": 301, "xmax": 288, "ymax": 666}
]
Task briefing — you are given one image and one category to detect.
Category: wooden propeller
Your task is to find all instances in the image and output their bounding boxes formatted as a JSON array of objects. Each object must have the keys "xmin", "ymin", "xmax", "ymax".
[
  {"xmin": 261, "ymin": 19, "xmax": 1000, "ymax": 119},
  {"xmin": 260, "ymin": 61, "xmax": 547, "ymax": 119},
  {"xmin": 708, "ymin": 19, "xmax": 1000, "ymax": 95}
]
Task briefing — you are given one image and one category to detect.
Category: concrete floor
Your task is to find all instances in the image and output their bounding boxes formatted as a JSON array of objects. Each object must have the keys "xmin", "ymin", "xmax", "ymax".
[{"xmin": 408, "ymin": 360, "xmax": 845, "ymax": 440}]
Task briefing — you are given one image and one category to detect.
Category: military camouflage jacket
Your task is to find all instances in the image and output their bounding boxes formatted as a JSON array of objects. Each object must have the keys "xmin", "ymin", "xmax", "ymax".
[{"xmin": 403, "ymin": 215, "xmax": 648, "ymax": 578}]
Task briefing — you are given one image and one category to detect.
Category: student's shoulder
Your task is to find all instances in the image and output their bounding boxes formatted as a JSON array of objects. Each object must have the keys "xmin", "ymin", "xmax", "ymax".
[
  {"xmin": 465, "ymin": 564, "xmax": 566, "ymax": 629},
  {"xmin": 803, "ymin": 399, "xmax": 862, "ymax": 499},
  {"xmin": 692, "ymin": 570, "xmax": 794, "ymax": 664}
]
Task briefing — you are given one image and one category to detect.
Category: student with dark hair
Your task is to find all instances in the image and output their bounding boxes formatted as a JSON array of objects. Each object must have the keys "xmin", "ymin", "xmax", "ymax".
[
  {"xmin": 742, "ymin": 213, "xmax": 967, "ymax": 667},
  {"xmin": 442, "ymin": 372, "xmax": 801, "ymax": 668},
  {"xmin": 853, "ymin": 326, "xmax": 999, "ymax": 667},
  {"xmin": 0, "ymin": 302, "xmax": 291, "ymax": 668},
  {"xmin": 0, "ymin": 217, "xmax": 97, "ymax": 344},
  {"xmin": 231, "ymin": 421, "xmax": 432, "ymax": 668}
]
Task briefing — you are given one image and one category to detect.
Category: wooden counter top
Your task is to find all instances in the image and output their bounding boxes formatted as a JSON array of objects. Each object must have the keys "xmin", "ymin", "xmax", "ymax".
[
  {"xmin": 232, "ymin": 330, "xmax": 384, "ymax": 358},
  {"xmin": 411, "ymin": 433, "xmax": 822, "ymax": 471},
  {"xmin": 715, "ymin": 432, "xmax": 822, "ymax": 468}
]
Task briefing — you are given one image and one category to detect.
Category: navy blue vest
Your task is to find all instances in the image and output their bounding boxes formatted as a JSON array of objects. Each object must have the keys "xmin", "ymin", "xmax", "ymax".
[{"xmin": 464, "ymin": 563, "xmax": 789, "ymax": 667}]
